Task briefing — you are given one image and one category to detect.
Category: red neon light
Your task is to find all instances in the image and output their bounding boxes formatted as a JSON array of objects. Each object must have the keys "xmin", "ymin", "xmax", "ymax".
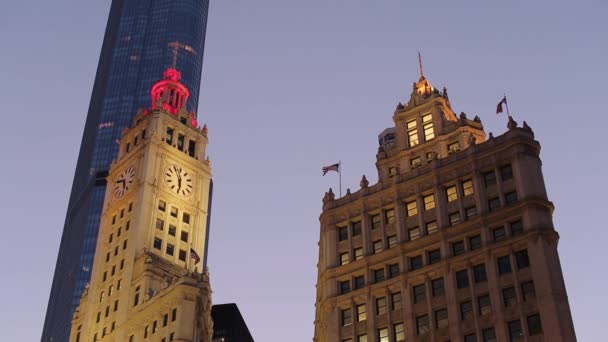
[{"xmin": 150, "ymin": 68, "xmax": 191, "ymax": 115}]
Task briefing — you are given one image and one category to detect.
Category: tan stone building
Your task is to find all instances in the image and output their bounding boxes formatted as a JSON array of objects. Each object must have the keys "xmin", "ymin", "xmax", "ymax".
[
  {"xmin": 70, "ymin": 68, "xmax": 214, "ymax": 342},
  {"xmin": 313, "ymin": 70, "xmax": 576, "ymax": 342}
]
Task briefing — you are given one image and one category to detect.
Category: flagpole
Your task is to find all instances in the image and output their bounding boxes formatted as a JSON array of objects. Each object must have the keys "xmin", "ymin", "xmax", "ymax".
[
  {"xmin": 504, "ymin": 94, "xmax": 511, "ymax": 117},
  {"xmin": 338, "ymin": 160, "xmax": 342, "ymax": 197}
]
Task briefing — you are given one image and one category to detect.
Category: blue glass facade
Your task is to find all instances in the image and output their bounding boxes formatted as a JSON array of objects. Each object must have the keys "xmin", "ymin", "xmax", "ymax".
[{"xmin": 42, "ymin": 1, "xmax": 209, "ymax": 341}]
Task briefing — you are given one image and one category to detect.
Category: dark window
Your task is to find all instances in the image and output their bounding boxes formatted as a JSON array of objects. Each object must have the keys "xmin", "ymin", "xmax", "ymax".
[
  {"xmin": 410, "ymin": 255, "xmax": 423, "ymax": 270},
  {"xmin": 484, "ymin": 171, "xmax": 497, "ymax": 187},
  {"xmin": 515, "ymin": 249, "xmax": 530, "ymax": 269},
  {"xmin": 431, "ymin": 278, "xmax": 444, "ymax": 297},
  {"xmin": 166, "ymin": 244, "xmax": 174, "ymax": 256},
  {"xmin": 508, "ymin": 319, "xmax": 523, "ymax": 341},
  {"xmin": 413, "ymin": 284, "xmax": 426, "ymax": 303},
  {"xmin": 338, "ymin": 226, "xmax": 348, "ymax": 241},
  {"xmin": 426, "ymin": 220, "xmax": 438, "ymax": 234},
  {"xmin": 460, "ymin": 301, "xmax": 473, "ymax": 320},
  {"xmin": 163, "ymin": 314, "xmax": 168, "ymax": 327},
  {"xmin": 473, "ymin": 264, "xmax": 487, "ymax": 283},
  {"xmin": 456, "ymin": 270, "xmax": 469, "ymax": 289},
  {"xmin": 158, "ymin": 200, "xmax": 166, "ymax": 212},
  {"xmin": 373, "ymin": 240, "xmax": 383, "ymax": 254},
  {"xmin": 374, "ymin": 269, "xmax": 386, "ymax": 283},
  {"xmin": 153, "ymin": 238, "xmax": 162, "ymax": 250},
  {"xmin": 188, "ymin": 140, "xmax": 196, "ymax": 157},
  {"xmin": 416, "ymin": 315, "xmax": 429, "ymax": 335},
  {"xmin": 180, "ymin": 231, "xmax": 188, "ymax": 242},
  {"xmin": 388, "ymin": 264, "xmax": 400, "ymax": 278},
  {"xmin": 371, "ymin": 214, "xmax": 381, "ymax": 229},
  {"xmin": 428, "ymin": 249, "xmax": 441, "ymax": 264},
  {"xmin": 500, "ymin": 164, "xmax": 513, "ymax": 181},
  {"xmin": 339, "ymin": 280, "xmax": 351, "ymax": 294},
  {"xmin": 510, "ymin": 220, "xmax": 524, "ymax": 236},
  {"xmin": 492, "ymin": 227, "xmax": 506, "ymax": 242},
  {"xmin": 408, "ymin": 227, "xmax": 421, "ymax": 240},
  {"xmin": 469, "ymin": 235, "xmax": 482, "ymax": 250},
  {"xmin": 177, "ymin": 134, "xmax": 185, "ymax": 150},
  {"xmin": 391, "ymin": 292, "xmax": 402, "ymax": 310},
  {"xmin": 449, "ymin": 212, "xmax": 461, "ymax": 226},
  {"xmin": 182, "ymin": 212, "xmax": 190, "ymax": 224},
  {"xmin": 505, "ymin": 191, "xmax": 518, "ymax": 205},
  {"xmin": 435, "ymin": 308, "xmax": 448, "ymax": 328},
  {"xmin": 488, "ymin": 197, "xmax": 501, "ymax": 212},
  {"xmin": 521, "ymin": 281, "xmax": 536, "ymax": 301},
  {"xmin": 341, "ymin": 308, "xmax": 352, "ymax": 326},
  {"xmin": 478, "ymin": 295, "xmax": 491, "ymax": 315},
  {"xmin": 354, "ymin": 275, "xmax": 365, "ymax": 289},
  {"xmin": 464, "ymin": 334, "xmax": 477, "ymax": 342},
  {"xmin": 503, "ymin": 287, "xmax": 517, "ymax": 307},
  {"xmin": 156, "ymin": 218, "xmax": 164, "ymax": 231},
  {"xmin": 352, "ymin": 221, "xmax": 362, "ymax": 236},
  {"xmin": 168, "ymin": 225, "xmax": 176, "ymax": 236},
  {"xmin": 465, "ymin": 206, "xmax": 477, "ymax": 219},
  {"xmin": 497, "ymin": 255, "xmax": 512, "ymax": 275},
  {"xmin": 384, "ymin": 208, "xmax": 395, "ymax": 224},
  {"xmin": 166, "ymin": 127, "xmax": 174, "ymax": 145},
  {"xmin": 172, "ymin": 308, "xmax": 177, "ymax": 321},
  {"xmin": 178, "ymin": 250, "xmax": 186, "ymax": 261},
  {"xmin": 452, "ymin": 241, "xmax": 465, "ymax": 256},
  {"xmin": 527, "ymin": 314, "xmax": 543, "ymax": 335},
  {"xmin": 376, "ymin": 297, "xmax": 387, "ymax": 315},
  {"xmin": 387, "ymin": 235, "xmax": 398, "ymax": 248},
  {"xmin": 170, "ymin": 207, "xmax": 178, "ymax": 218},
  {"xmin": 482, "ymin": 327, "xmax": 496, "ymax": 342}
]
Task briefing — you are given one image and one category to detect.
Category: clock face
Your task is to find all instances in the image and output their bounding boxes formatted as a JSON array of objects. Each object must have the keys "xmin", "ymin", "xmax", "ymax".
[
  {"xmin": 164, "ymin": 164, "xmax": 193, "ymax": 197},
  {"xmin": 114, "ymin": 166, "xmax": 136, "ymax": 198}
]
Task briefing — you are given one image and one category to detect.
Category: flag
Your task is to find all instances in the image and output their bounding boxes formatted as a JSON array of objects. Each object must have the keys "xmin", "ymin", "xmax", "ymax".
[
  {"xmin": 496, "ymin": 96, "xmax": 507, "ymax": 114},
  {"xmin": 322, "ymin": 163, "xmax": 340, "ymax": 176},
  {"xmin": 190, "ymin": 248, "xmax": 201, "ymax": 264}
]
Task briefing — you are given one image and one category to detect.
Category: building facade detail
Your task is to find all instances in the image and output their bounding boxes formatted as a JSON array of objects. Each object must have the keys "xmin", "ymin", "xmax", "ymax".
[{"xmin": 314, "ymin": 71, "xmax": 576, "ymax": 342}]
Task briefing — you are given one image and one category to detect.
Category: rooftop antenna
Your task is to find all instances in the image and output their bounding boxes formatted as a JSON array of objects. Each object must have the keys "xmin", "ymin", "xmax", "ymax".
[
  {"xmin": 418, "ymin": 52, "xmax": 425, "ymax": 78},
  {"xmin": 168, "ymin": 41, "xmax": 182, "ymax": 68}
]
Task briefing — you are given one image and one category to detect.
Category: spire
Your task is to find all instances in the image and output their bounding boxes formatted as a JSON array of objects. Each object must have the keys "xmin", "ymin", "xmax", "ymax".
[
  {"xmin": 150, "ymin": 68, "xmax": 191, "ymax": 115},
  {"xmin": 414, "ymin": 53, "xmax": 434, "ymax": 97},
  {"xmin": 418, "ymin": 52, "xmax": 425, "ymax": 79}
]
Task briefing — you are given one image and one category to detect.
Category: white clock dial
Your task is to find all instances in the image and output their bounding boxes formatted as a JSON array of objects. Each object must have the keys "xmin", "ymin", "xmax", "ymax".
[
  {"xmin": 164, "ymin": 164, "xmax": 193, "ymax": 197},
  {"xmin": 114, "ymin": 166, "xmax": 136, "ymax": 198}
]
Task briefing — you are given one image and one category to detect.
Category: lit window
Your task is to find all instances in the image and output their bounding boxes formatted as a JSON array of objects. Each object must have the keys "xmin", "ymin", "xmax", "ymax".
[
  {"xmin": 407, "ymin": 119, "xmax": 419, "ymax": 147},
  {"xmin": 446, "ymin": 185, "xmax": 458, "ymax": 201},
  {"xmin": 356, "ymin": 303, "xmax": 366, "ymax": 321},
  {"xmin": 389, "ymin": 166, "xmax": 398, "ymax": 177},
  {"xmin": 410, "ymin": 157, "xmax": 421, "ymax": 167},
  {"xmin": 423, "ymin": 194, "xmax": 435, "ymax": 210},
  {"xmin": 354, "ymin": 247, "xmax": 363, "ymax": 260},
  {"xmin": 423, "ymin": 114, "xmax": 434, "ymax": 141},
  {"xmin": 408, "ymin": 227, "xmax": 421, "ymax": 240},
  {"xmin": 448, "ymin": 142, "xmax": 460, "ymax": 153},
  {"xmin": 384, "ymin": 208, "xmax": 395, "ymax": 224},
  {"xmin": 387, "ymin": 235, "xmax": 398, "ymax": 248},
  {"xmin": 378, "ymin": 327, "xmax": 389, "ymax": 342},
  {"xmin": 394, "ymin": 322, "xmax": 405, "ymax": 341},
  {"xmin": 373, "ymin": 240, "xmax": 383, "ymax": 254},
  {"xmin": 376, "ymin": 297, "xmax": 387, "ymax": 315},
  {"xmin": 340, "ymin": 252, "xmax": 349, "ymax": 266},
  {"xmin": 449, "ymin": 212, "xmax": 461, "ymax": 226},
  {"xmin": 391, "ymin": 292, "xmax": 402, "ymax": 310},
  {"xmin": 462, "ymin": 179, "xmax": 474, "ymax": 196},
  {"xmin": 406, "ymin": 200, "xmax": 418, "ymax": 216},
  {"xmin": 357, "ymin": 335, "xmax": 367, "ymax": 342},
  {"xmin": 426, "ymin": 220, "xmax": 437, "ymax": 234},
  {"xmin": 465, "ymin": 206, "xmax": 477, "ymax": 219},
  {"xmin": 371, "ymin": 214, "xmax": 381, "ymax": 229}
]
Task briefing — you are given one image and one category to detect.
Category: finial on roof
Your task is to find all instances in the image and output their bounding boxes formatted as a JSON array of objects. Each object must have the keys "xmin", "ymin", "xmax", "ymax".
[
  {"xmin": 418, "ymin": 52, "xmax": 425, "ymax": 78},
  {"xmin": 168, "ymin": 41, "xmax": 183, "ymax": 69}
]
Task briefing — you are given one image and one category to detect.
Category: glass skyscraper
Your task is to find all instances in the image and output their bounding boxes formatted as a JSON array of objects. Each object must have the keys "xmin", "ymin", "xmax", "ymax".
[{"xmin": 41, "ymin": 1, "xmax": 210, "ymax": 340}]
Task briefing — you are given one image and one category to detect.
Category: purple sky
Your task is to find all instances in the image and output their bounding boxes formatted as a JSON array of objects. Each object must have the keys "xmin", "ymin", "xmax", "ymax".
[{"xmin": 1, "ymin": 1, "xmax": 606, "ymax": 341}]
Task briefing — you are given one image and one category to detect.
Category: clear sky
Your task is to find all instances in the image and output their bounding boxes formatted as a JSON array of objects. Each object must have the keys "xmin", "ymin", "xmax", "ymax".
[{"xmin": 0, "ymin": 0, "xmax": 606, "ymax": 341}]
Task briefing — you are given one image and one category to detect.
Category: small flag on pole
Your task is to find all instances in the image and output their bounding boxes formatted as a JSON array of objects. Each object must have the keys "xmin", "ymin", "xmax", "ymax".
[
  {"xmin": 496, "ymin": 96, "xmax": 508, "ymax": 114},
  {"xmin": 190, "ymin": 248, "xmax": 201, "ymax": 264},
  {"xmin": 322, "ymin": 163, "xmax": 340, "ymax": 176}
]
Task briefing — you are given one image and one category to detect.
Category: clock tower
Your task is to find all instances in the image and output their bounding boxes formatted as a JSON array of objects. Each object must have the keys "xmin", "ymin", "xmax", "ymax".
[{"xmin": 70, "ymin": 68, "xmax": 214, "ymax": 342}]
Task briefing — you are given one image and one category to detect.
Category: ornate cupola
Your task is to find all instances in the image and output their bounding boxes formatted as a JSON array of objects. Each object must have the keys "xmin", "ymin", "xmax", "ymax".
[{"xmin": 150, "ymin": 68, "xmax": 191, "ymax": 115}]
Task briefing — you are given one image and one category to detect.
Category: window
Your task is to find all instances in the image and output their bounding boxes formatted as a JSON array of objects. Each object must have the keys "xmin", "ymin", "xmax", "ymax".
[
  {"xmin": 407, "ymin": 119, "xmax": 419, "ymax": 147},
  {"xmin": 426, "ymin": 221, "xmax": 438, "ymax": 234},
  {"xmin": 389, "ymin": 166, "xmax": 398, "ymax": 176},
  {"xmin": 134, "ymin": 286, "xmax": 141, "ymax": 306},
  {"xmin": 456, "ymin": 270, "xmax": 469, "ymax": 289},
  {"xmin": 449, "ymin": 212, "xmax": 461, "ymax": 226},
  {"xmin": 109, "ymin": 233, "xmax": 113, "ymax": 243},
  {"xmin": 163, "ymin": 313, "xmax": 169, "ymax": 327},
  {"xmin": 394, "ymin": 322, "xmax": 405, "ymax": 341},
  {"xmin": 166, "ymin": 127, "xmax": 174, "ymax": 145},
  {"xmin": 166, "ymin": 244, "xmax": 174, "ymax": 256},
  {"xmin": 374, "ymin": 269, "xmax": 385, "ymax": 283},
  {"xmin": 357, "ymin": 335, "xmax": 368, "ymax": 342},
  {"xmin": 179, "ymin": 250, "xmax": 187, "ymax": 262},
  {"xmin": 153, "ymin": 238, "xmax": 162, "ymax": 250},
  {"xmin": 354, "ymin": 275, "xmax": 365, "ymax": 289},
  {"xmin": 371, "ymin": 214, "xmax": 381, "ymax": 229},
  {"xmin": 384, "ymin": 208, "xmax": 395, "ymax": 224},
  {"xmin": 422, "ymin": 114, "xmax": 435, "ymax": 141},
  {"xmin": 428, "ymin": 249, "xmax": 441, "ymax": 264},
  {"xmin": 410, "ymin": 255, "xmax": 423, "ymax": 270},
  {"xmin": 388, "ymin": 264, "xmax": 400, "ymax": 278},
  {"xmin": 156, "ymin": 218, "xmax": 164, "ymax": 231},
  {"xmin": 341, "ymin": 308, "xmax": 352, "ymax": 326},
  {"xmin": 413, "ymin": 284, "xmax": 426, "ymax": 303},
  {"xmin": 356, "ymin": 303, "xmax": 366, "ymax": 321},
  {"xmin": 423, "ymin": 194, "xmax": 435, "ymax": 210},
  {"xmin": 435, "ymin": 308, "xmax": 448, "ymax": 328},
  {"xmin": 378, "ymin": 327, "xmax": 389, "ymax": 342},
  {"xmin": 448, "ymin": 141, "xmax": 460, "ymax": 153},
  {"xmin": 177, "ymin": 134, "xmax": 185, "ymax": 150},
  {"xmin": 169, "ymin": 225, "xmax": 177, "ymax": 236},
  {"xmin": 492, "ymin": 227, "xmax": 506, "ymax": 242},
  {"xmin": 387, "ymin": 235, "xmax": 398, "ymax": 248},
  {"xmin": 473, "ymin": 264, "xmax": 487, "ymax": 283},
  {"xmin": 515, "ymin": 249, "xmax": 530, "ymax": 269},
  {"xmin": 503, "ymin": 287, "xmax": 517, "ymax": 307},
  {"xmin": 410, "ymin": 157, "xmax": 421, "ymax": 167},
  {"xmin": 153, "ymin": 320, "xmax": 158, "ymax": 333},
  {"xmin": 338, "ymin": 226, "xmax": 348, "ymax": 241},
  {"xmin": 497, "ymin": 255, "xmax": 512, "ymax": 275},
  {"xmin": 391, "ymin": 292, "xmax": 402, "ymax": 310},
  {"xmin": 465, "ymin": 206, "xmax": 477, "ymax": 219},
  {"xmin": 482, "ymin": 327, "xmax": 496, "ymax": 342},
  {"xmin": 354, "ymin": 247, "xmax": 363, "ymax": 261},
  {"xmin": 460, "ymin": 301, "xmax": 473, "ymax": 320},
  {"xmin": 408, "ymin": 227, "xmax": 421, "ymax": 240},
  {"xmin": 376, "ymin": 297, "xmax": 387, "ymax": 315},
  {"xmin": 469, "ymin": 235, "xmax": 482, "ymax": 250},
  {"xmin": 446, "ymin": 185, "xmax": 458, "ymax": 202},
  {"xmin": 406, "ymin": 200, "xmax": 418, "ymax": 216},
  {"xmin": 188, "ymin": 140, "xmax": 196, "ymax": 157},
  {"xmin": 478, "ymin": 295, "xmax": 491, "ymax": 315},
  {"xmin": 182, "ymin": 212, "xmax": 190, "ymax": 224},
  {"xmin": 373, "ymin": 240, "xmax": 383, "ymax": 254},
  {"xmin": 172, "ymin": 308, "xmax": 177, "ymax": 321},
  {"xmin": 170, "ymin": 207, "xmax": 178, "ymax": 218},
  {"xmin": 505, "ymin": 191, "xmax": 518, "ymax": 205},
  {"xmin": 431, "ymin": 278, "xmax": 444, "ymax": 297},
  {"xmin": 352, "ymin": 221, "xmax": 362, "ymax": 236},
  {"xmin": 339, "ymin": 280, "xmax": 351, "ymax": 294},
  {"xmin": 488, "ymin": 197, "xmax": 501, "ymax": 212},
  {"xmin": 484, "ymin": 171, "xmax": 497, "ymax": 187},
  {"xmin": 464, "ymin": 334, "xmax": 477, "ymax": 342},
  {"xmin": 510, "ymin": 220, "xmax": 523, "ymax": 236},
  {"xmin": 508, "ymin": 319, "xmax": 523, "ymax": 341},
  {"xmin": 521, "ymin": 281, "xmax": 536, "ymax": 301},
  {"xmin": 340, "ymin": 252, "xmax": 349, "ymax": 266},
  {"xmin": 500, "ymin": 164, "xmax": 513, "ymax": 181},
  {"xmin": 180, "ymin": 231, "xmax": 189, "ymax": 242},
  {"xmin": 527, "ymin": 314, "xmax": 543, "ymax": 335},
  {"xmin": 416, "ymin": 315, "xmax": 429, "ymax": 335},
  {"xmin": 452, "ymin": 241, "xmax": 465, "ymax": 256},
  {"xmin": 462, "ymin": 179, "xmax": 474, "ymax": 196}
]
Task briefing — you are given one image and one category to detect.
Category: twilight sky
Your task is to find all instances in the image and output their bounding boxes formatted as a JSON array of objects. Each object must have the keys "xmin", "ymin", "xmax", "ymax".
[{"xmin": 0, "ymin": 0, "xmax": 606, "ymax": 341}]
